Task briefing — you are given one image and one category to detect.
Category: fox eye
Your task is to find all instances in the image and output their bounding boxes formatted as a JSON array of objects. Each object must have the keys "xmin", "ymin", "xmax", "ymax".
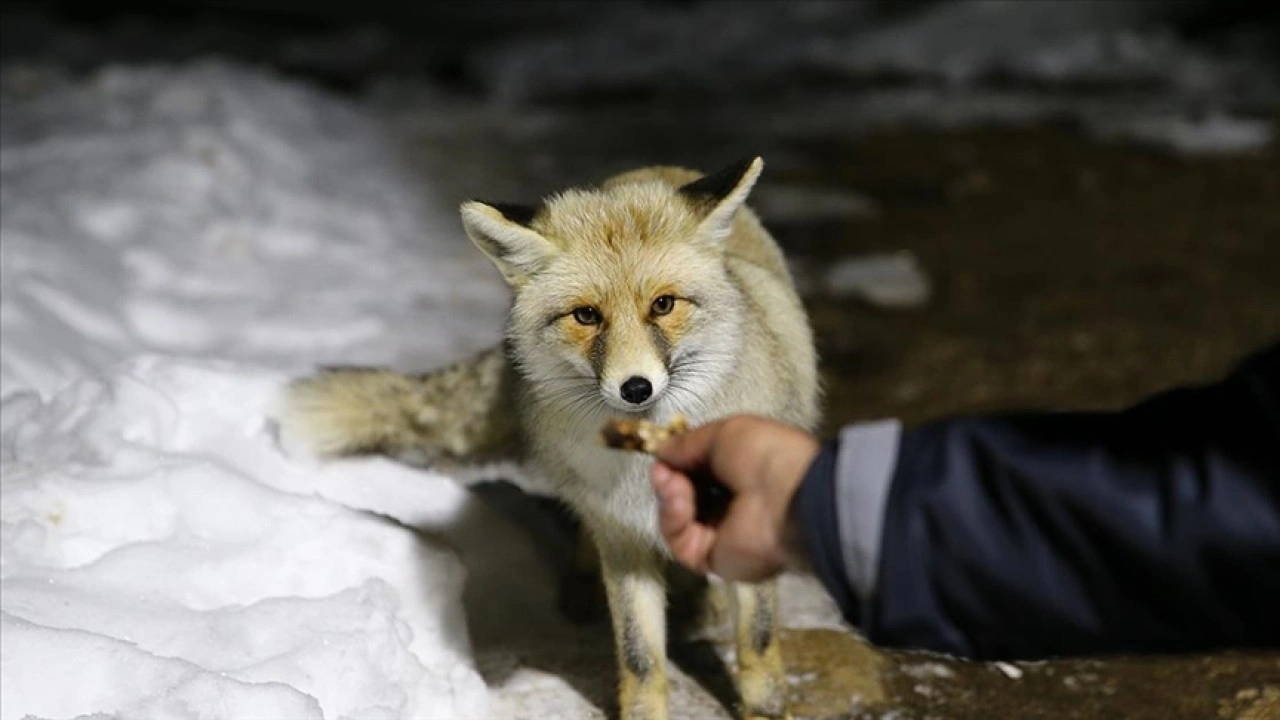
[
  {"xmin": 650, "ymin": 295, "xmax": 676, "ymax": 316},
  {"xmin": 572, "ymin": 306, "xmax": 602, "ymax": 325}
]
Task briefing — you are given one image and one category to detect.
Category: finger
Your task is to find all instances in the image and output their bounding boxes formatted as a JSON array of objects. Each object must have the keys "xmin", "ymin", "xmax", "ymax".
[
  {"xmin": 653, "ymin": 467, "xmax": 716, "ymax": 572},
  {"xmin": 709, "ymin": 528, "xmax": 773, "ymax": 583},
  {"xmin": 653, "ymin": 419, "xmax": 725, "ymax": 470},
  {"xmin": 653, "ymin": 464, "xmax": 696, "ymax": 537},
  {"xmin": 669, "ymin": 520, "xmax": 716, "ymax": 574}
]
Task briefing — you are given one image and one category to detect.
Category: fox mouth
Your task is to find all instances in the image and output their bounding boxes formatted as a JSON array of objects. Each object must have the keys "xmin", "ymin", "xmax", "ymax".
[{"xmin": 600, "ymin": 391, "xmax": 660, "ymax": 414}]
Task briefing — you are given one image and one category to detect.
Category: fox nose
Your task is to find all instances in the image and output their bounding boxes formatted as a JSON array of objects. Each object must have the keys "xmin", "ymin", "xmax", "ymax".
[{"xmin": 620, "ymin": 376, "xmax": 653, "ymax": 404}]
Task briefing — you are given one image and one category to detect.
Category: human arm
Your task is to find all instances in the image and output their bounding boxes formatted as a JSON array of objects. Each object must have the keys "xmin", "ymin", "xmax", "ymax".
[{"xmin": 654, "ymin": 342, "xmax": 1280, "ymax": 659}]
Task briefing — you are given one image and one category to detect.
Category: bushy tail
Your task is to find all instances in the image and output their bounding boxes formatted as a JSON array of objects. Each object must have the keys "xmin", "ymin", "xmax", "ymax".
[{"xmin": 275, "ymin": 346, "xmax": 520, "ymax": 467}]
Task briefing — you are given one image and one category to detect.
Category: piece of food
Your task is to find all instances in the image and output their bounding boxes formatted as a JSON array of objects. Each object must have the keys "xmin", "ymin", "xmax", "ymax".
[{"xmin": 600, "ymin": 415, "xmax": 690, "ymax": 454}]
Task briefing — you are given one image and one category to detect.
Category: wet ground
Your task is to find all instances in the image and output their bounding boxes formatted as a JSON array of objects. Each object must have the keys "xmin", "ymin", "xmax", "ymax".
[{"xmin": 397, "ymin": 96, "xmax": 1280, "ymax": 718}]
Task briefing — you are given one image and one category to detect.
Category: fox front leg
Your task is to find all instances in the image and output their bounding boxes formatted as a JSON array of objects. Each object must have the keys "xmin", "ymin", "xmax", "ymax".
[
  {"xmin": 730, "ymin": 580, "xmax": 791, "ymax": 720},
  {"xmin": 599, "ymin": 541, "xmax": 671, "ymax": 720}
]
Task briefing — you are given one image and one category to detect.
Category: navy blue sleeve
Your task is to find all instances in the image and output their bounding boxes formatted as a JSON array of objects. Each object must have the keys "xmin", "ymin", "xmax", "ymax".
[
  {"xmin": 858, "ymin": 340, "xmax": 1280, "ymax": 660},
  {"xmin": 792, "ymin": 438, "xmax": 862, "ymax": 624}
]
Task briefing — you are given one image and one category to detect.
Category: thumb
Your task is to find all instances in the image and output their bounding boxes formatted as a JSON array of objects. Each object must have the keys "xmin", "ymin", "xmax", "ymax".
[
  {"xmin": 652, "ymin": 462, "xmax": 716, "ymax": 573},
  {"xmin": 653, "ymin": 420, "xmax": 724, "ymax": 472}
]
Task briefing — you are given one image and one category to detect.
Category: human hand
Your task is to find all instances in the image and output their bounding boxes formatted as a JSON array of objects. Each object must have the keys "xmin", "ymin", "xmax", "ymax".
[{"xmin": 650, "ymin": 415, "xmax": 820, "ymax": 582}]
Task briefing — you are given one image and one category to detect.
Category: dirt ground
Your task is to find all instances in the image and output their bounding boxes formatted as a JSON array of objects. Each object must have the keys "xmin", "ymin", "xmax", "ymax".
[
  {"xmin": 777, "ymin": 124, "xmax": 1280, "ymax": 720},
  {"xmin": 783, "ymin": 124, "xmax": 1280, "ymax": 432},
  {"xmin": 777, "ymin": 125, "xmax": 1280, "ymax": 720},
  {"xmin": 401, "ymin": 101, "xmax": 1280, "ymax": 719}
]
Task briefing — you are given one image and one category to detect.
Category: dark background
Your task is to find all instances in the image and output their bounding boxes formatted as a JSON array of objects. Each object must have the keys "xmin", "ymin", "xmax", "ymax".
[{"xmin": 5, "ymin": 0, "xmax": 1279, "ymax": 95}]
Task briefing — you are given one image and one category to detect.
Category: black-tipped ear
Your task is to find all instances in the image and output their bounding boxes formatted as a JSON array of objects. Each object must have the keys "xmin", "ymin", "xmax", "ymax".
[
  {"xmin": 678, "ymin": 157, "xmax": 760, "ymax": 208},
  {"xmin": 460, "ymin": 201, "xmax": 557, "ymax": 287},
  {"xmin": 478, "ymin": 202, "xmax": 540, "ymax": 228},
  {"xmin": 677, "ymin": 156, "xmax": 764, "ymax": 245}
]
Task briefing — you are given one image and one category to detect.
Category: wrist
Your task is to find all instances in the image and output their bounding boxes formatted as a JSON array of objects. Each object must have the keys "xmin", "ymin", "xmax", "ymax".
[{"xmin": 765, "ymin": 431, "xmax": 820, "ymax": 570}]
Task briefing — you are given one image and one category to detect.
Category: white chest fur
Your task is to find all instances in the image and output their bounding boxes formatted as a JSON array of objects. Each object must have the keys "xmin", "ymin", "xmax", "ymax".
[
  {"xmin": 529, "ymin": 394, "xmax": 720, "ymax": 549},
  {"xmin": 554, "ymin": 428, "xmax": 663, "ymax": 544}
]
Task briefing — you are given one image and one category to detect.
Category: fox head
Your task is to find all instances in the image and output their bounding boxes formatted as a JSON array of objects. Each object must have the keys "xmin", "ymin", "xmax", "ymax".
[{"xmin": 460, "ymin": 157, "xmax": 764, "ymax": 416}]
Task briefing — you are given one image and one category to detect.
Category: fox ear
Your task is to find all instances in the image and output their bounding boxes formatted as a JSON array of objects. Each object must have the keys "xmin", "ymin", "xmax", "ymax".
[
  {"xmin": 678, "ymin": 156, "xmax": 764, "ymax": 245},
  {"xmin": 460, "ymin": 201, "xmax": 557, "ymax": 286}
]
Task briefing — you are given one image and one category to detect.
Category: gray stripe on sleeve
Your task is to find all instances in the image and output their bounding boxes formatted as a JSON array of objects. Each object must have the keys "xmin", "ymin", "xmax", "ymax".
[{"xmin": 835, "ymin": 419, "xmax": 902, "ymax": 599}]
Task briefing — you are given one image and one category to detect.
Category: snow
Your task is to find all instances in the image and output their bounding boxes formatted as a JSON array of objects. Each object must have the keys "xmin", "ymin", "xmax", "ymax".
[
  {"xmin": 0, "ymin": 62, "xmax": 508, "ymax": 399},
  {"xmin": 900, "ymin": 662, "xmax": 956, "ymax": 680},
  {"xmin": 0, "ymin": 62, "xmax": 505, "ymax": 719},
  {"xmin": 1, "ymin": 358, "xmax": 492, "ymax": 719},
  {"xmin": 994, "ymin": 661, "xmax": 1025, "ymax": 680},
  {"xmin": 824, "ymin": 252, "xmax": 932, "ymax": 309},
  {"xmin": 0, "ymin": 58, "xmax": 853, "ymax": 720},
  {"xmin": 1089, "ymin": 111, "xmax": 1274, "ymax": 154},
  {"xmin": 751, "ymin": 184, "xmax": 878, "ymax": 224}
]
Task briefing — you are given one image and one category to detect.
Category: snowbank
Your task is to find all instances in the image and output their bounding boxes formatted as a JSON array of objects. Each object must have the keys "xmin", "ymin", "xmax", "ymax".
[
  {"xmin": 1, "ymin": 359, "xmax": 487, "ymax": 719},
  {"xmin": 0, "ymin": 63, "xmax": 506, "ymax": 719},
  {"xmin": 0, "ymin": 57, "xmax": 849, "ymax": 720},
  {"xmin": 0, "ymin": 62, "xmax": 507, "ymax": 399}
]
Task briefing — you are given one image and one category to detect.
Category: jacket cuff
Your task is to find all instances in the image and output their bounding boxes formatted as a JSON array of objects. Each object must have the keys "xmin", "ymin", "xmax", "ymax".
[
  {"xmin": 834, "ymin": 419, "xmax": 902, "ymax": 600},
  {"xmin": 792, "ymin": 420, "xmax": 903, "ymax": 629},
  {"xmin": 792, "ymin": 436, "xmax": 859, "ymax": 624}
]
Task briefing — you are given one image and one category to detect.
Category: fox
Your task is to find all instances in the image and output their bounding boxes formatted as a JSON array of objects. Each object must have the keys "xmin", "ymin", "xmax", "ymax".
[{"xmin": 277, "ymin": 156, "xmax": 821, "ymax": 720}]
